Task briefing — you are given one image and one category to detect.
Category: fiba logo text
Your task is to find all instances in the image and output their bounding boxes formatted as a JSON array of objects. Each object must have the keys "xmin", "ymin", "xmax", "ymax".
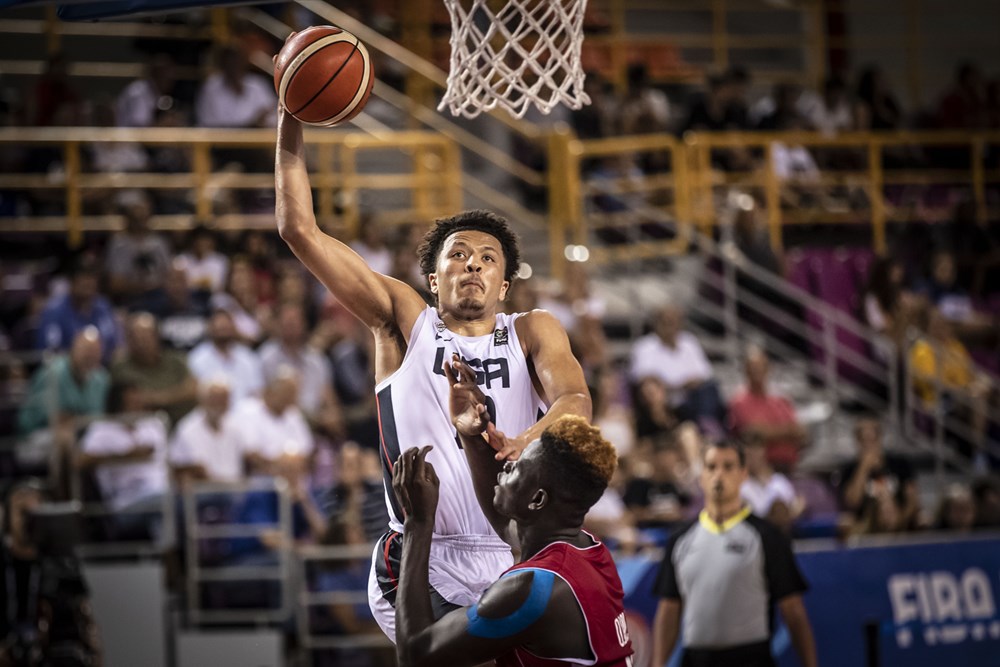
[{"xmin": 888, "ymin": 568, "xmax": 1000, "ymax": 648}]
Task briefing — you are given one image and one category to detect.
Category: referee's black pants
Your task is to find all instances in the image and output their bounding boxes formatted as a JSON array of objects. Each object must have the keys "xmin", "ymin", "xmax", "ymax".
[{"xmin": 682, "ymin": 640, "xmax": 775, "ymax": 667}]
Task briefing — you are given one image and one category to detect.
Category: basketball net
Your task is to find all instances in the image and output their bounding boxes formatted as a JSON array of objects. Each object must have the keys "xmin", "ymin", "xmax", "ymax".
[{"xmin": 439, "ymin": 0, "xmax": 590, "ymax": 119}]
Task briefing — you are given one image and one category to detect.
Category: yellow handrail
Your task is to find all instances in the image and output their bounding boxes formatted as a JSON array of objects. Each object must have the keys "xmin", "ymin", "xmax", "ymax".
[{"xmin": 0, "ymin": 127, "xmax": 462, "ymax": 246}]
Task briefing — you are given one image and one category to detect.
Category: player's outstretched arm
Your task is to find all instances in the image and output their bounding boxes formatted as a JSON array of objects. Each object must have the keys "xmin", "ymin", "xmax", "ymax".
[
  {"xmin": 444, "ymin": 356, "xmax": 514, "ymax": 543},
  {"xmin": 275, "ymin": 108, "xmax": 425, "ymax": 333},
  {"xmin": 491, "ymin": 310, "xmax": 592, "ymax": 460}
]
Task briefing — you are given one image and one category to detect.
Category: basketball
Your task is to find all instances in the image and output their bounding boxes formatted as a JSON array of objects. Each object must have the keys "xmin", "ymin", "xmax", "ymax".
[{"xmin": 273, "ymin": 25, "xmax": 374, "ymax": 127}]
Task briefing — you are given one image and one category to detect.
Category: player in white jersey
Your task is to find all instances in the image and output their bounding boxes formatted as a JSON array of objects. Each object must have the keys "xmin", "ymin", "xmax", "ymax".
[{"xmin": 274, "ymin": 106, "xmax": 591, "ymax": 640}]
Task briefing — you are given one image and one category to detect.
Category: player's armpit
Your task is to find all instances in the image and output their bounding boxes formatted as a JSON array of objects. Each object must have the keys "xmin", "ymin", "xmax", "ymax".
[{"xmin": 396, "ymin": 570, "xmax": 557, "ymax": 667}]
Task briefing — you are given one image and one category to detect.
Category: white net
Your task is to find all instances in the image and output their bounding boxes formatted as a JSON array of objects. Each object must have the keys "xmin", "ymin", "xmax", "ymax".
[{"xmin": 439, "ymin": 0, "xmax": 590, "ymax": 119}]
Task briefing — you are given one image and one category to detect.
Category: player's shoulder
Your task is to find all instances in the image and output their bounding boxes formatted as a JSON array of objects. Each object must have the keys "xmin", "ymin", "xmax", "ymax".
[
  {"xmin": 512, "ymin": 308, "xmax": 568, "ymax": 340},
  {"xmin": 477, "ymin": 568, "xmax": 560, "ymax": 619}
]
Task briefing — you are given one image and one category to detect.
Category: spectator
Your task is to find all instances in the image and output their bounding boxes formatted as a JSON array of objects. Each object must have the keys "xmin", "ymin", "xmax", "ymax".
[
  {"xmin": 972, "ymin": 477, "xmax": 1000, "ymax": 529},
  {"xmin": 538, "ymin": 263, "xmax": 608, "ymax": 371},
  {"xmin": 917, "ymin": 250, "xmax": 975, "ymax": 324},
  {"xmin": 728, "ymin": 345, "xmax": 807, "ymax": 473},
  {"xmin": 629, "ymin": 305, "xmax": 727, "ymax": 432},
  {"xmin": 318, "ymin": 442, "xmax": 388, "ymax": 543},
  {"xmin": 741, "ymin": 436, "xmax": 802, "ymax": 534},
  {"xmin": 652, "ymin": 441, "xmax": 817, "ymax": 667},
  {"xmin": 856, "ymin": 65, "xmax": 902, "ymax": 130},
  {"xmin": 909, "ymin": 308, "xmax": 991, "ymax": 459},
  {"xmin": 590, "ymin": 365, "xmax": 635, "ymax": 457},
  {"xmin": 852, "ymin": 487, "xmax": 905, "ymax": 536},
  {"xmin": 233, "ymin": 370, "xmax": 314, "ymax": 480},
  {"xmin": 77, "ymin": 380, "xmax": 170, "ymax": 540},
  {"xmin": 0, "ymin": 480, "xmax": 47, "ymax": 647},
  {"xmin": 755, "ymin": 82, "xmax": 803, "ymax": 131},
  {"xmin": 36, "ymin": 256, "xmax": 121, "ymax": 362},
  {"xmin": 211, "ymin": 257, "xmax": 266, "ymax": 345},
  {"xmin": 259, "ymin": 303, "xmax": 343, "ymax": 436},
  {"xmin": 104, "ymin": 191, "xmax": 173, "ymax": 302},
  {"xmin": 116, "ymin": 54, "xmax": 181, "ymax": 128},
  {"xmin": 937, "ymin": 62, "xmax": 986, "ymax": 129},
  {"xmin": 836, "ymin": 415, "xmax": 920, "ymax": 528},
  {"xmin": 934, "ymin": 484, "xmax": 976, "ymax": 532},
  {"xmin": 623, "ymin": 439, "xmax": 692, "ymax": 530},
  {"xmin": 196, "ymin": 46, "xmax": 276, "ymax": 128},
  {"xmin": 618, "ymin": 64, "xmax": 672, "ymax": 135},
  {"xmin": 723, "ymin": 65, "xmax": 751, "ymax": 129},
  {"xmin": 110, "ymin": 312, "xmax": 197, "ymax": 425},
  {"xmin": 632, "ymin": 376, "xmax": 679, "ymax": 441},
  {"xmin": 133, "ymin": 263, "xmax": 210, "ymax": 352},
  {"xmin": 349, "ymin": 217, "xmax": 393, "ymax": 276},
  {"xmin": 187, "ymin": 309, "xmax": 264, "ymax": 403},
  {"xmin": 802, "ymin": 76, "xmax": 856, "ymax": 135},
  {"xmin": 19, "ymin": 327, "xmax": 108, "ymax": 437},
  {"xmin": 682, "ymin": 72, "xmax": 740, "ymax": 133},
  {"xmin": 175, "ymin": 224, "xmax": 229, "ymax": 294},
  {"xmin": 169, "ymin": 380, "xmax": 244, "ymax": 486},
  {"xmin": 862, "ymin": 256, "xmax": 908, "ymax": 343},
  {"xmin": 571, "ymin": 71, "xmax": 616, "ymax": 139}
]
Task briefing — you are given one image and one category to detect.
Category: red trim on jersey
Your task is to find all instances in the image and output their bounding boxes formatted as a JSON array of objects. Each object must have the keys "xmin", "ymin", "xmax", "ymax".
[
  {"xmin": 383, "ymin": 532, "xmax": 399, "ymax": 586},
  {"xmin": 375, "ymin": 397, "xmax": 393, "ymax": 472}
]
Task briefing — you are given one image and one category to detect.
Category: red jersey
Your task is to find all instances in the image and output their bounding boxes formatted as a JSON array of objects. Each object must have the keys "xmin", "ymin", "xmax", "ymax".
[{"xmin": 495, "ymin": 535, "xmax": 634, "ymax": 667}]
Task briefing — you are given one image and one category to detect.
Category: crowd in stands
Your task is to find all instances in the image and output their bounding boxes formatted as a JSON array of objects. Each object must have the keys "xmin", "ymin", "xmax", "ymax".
[{"xmin": 1, "ymin": 15, "xmax": 1000, "ymax": 658}]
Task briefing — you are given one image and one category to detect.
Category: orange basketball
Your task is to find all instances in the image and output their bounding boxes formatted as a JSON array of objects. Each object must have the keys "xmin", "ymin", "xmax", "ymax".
[{"xmin": 274, "ymin": 25, "xmax": 374, "ymax": 127}]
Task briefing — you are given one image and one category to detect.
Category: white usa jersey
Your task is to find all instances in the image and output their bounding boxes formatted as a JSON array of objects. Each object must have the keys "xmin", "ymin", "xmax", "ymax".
[{"xmin": 374, "ymin": 306, "xmax": 547, "ymax": 536}]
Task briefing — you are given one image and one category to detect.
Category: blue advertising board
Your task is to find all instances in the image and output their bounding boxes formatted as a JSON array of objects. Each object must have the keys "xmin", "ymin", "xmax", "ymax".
[{"xmin": 618, "ymin": 533, "xmax": 1000, "ymax": 667}]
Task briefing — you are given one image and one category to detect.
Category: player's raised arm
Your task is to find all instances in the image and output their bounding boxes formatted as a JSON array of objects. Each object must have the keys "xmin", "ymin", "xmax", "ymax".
[
  {"xmin": 274, "ymin": 107, "xmax": 425, "ymax": 333},
  {"xmin": 444, "ymin": 355, "xmax": 514, "ymax": 543}
]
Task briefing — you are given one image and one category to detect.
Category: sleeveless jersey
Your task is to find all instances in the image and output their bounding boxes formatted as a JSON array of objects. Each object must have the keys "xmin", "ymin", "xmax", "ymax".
[
  {"xmin": 375, "ymin": 306, "xmax": 546, "ymax": 536},
  {"xmin": 497, "ymin": 537, "xmax": 634, "ymax": 667}
]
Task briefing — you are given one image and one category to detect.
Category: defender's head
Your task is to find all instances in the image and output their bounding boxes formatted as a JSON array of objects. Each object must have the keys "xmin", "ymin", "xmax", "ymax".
[{"xmin": 493, "ymin": 416, "xmax": 616, "ymax": 528}]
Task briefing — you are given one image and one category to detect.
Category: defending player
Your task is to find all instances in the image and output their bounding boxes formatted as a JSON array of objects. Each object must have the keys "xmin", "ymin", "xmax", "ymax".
[
  {"xmin": 275, "ymin": 108, "xmax": 591, "ymax": 639},
  {"xmin": 390, "ymin": 358, "xmax": 632, "ymax": 666}
]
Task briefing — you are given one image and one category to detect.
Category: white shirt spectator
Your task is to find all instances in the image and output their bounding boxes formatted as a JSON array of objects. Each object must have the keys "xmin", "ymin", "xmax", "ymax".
[
  {"xmin": 629, "ymin": 331, "xmax": 714, "ymax": 394},
  {"xmin": 170, "ymin": 408, "xmax": 244, "ymax": 482},
  {"xmin": 81, "ymin": 416, "xmax": 170, "ymax": 511},
  {"xmin": 210, "ymin": 292, "xmax": 263, "ymax": 344},
  {"xmin": 175, "ymin": 252, "xmax": 229, "ymax": 293},
  {"xmin": 741, "ymin": 473, "xmax": 797, "ymax": 517},
  {"xmin": 258, "ymin": 341, "xmax": 332, "ymax": 417},
  {"xmin": 195, "ymin": 72, "xmax": 276, "ymax": 128},
  {"xmin": 805, "ymin": 100, "xmax": 853, "ymax": 136},
  {"xmin": 772, "ymin": 143, "xmax": 821, "ymax": 182},
  {"xmin": 116, "ymin": 79, "xmax": 161, "ymax": 128},
  {"xmin": 232, "ymin": 397, "xmax": 314, "ymax": 461},
  {"xmin": 187, "ymin": 342, "xmax": 263, "ymax": 403}
]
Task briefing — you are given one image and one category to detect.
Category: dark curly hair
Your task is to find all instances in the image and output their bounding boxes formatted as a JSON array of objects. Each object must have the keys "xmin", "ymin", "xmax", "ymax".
[{"xmin": 417, "ymin": 210, "xmax": 521, "ymax": 285}]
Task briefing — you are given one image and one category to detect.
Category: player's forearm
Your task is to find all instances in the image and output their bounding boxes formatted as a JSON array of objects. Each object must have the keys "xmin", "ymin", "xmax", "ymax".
[
  {"xmin": 459, "ymin": 432, "xmax": 511, "ymax": 541},
  {"xmin": 516, "ymin": 392, "xmax": 592, "ymax": 445},
  {"xmin": 275, "ymin": 109, "xmax": 317, "ymax": 244},
  {"xmin": 396, "ymin": 520, "xmax": 435, "ymax": 667}
]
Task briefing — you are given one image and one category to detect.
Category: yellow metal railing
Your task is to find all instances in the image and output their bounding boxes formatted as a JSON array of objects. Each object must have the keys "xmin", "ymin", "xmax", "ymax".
[
  {"xmin": 0, "ymin": 127, "xmax": 462, "ymax": 247},
  {"xmin": 550, "ymin": 130, "xmax": 1000, "ymax": 276}
]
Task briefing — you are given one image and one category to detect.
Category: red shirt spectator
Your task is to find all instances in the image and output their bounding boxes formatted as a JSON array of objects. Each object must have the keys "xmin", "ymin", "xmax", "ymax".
[{"xmin": 728, "ymin": 346, "xmax": 806, "ymax": 473}]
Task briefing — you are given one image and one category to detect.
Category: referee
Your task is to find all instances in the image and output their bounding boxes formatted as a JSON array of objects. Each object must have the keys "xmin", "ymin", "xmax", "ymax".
[{"xmin": 652, "ymin": 441, "xmax": 818, "ymax": 667}]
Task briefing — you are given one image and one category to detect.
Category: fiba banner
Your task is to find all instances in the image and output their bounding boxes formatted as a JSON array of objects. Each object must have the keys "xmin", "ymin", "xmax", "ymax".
[{"xmin": 617, "ymin": 533, "xmax": 1000, "ymax": 667}]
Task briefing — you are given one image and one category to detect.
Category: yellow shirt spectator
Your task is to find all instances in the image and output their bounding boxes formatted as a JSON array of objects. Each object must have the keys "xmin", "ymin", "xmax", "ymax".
[{"xmin": 909, "ymin": 337, "xmax": 973, "ymax": 404}]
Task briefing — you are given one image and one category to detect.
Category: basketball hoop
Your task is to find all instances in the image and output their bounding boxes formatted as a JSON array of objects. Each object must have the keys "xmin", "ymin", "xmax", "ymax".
[{"xmin": 439, "ymin": 0, "xmax": 590, "ymax": 119}]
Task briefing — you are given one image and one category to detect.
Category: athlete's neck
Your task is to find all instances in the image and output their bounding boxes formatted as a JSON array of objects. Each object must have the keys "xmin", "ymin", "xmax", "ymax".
[
  {"xmin": 436, "ymin": 307, "xmax": 498, "ymax": 337},
  {"xmin": 518, "ymin": 524, "xmax": 591, "ymax": 561}
]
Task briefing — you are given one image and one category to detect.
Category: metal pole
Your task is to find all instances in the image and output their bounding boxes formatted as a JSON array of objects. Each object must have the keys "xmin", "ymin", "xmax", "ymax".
[{"xmin": 864, "ymin": 620, "xmax": 881, "ymax": 667}]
